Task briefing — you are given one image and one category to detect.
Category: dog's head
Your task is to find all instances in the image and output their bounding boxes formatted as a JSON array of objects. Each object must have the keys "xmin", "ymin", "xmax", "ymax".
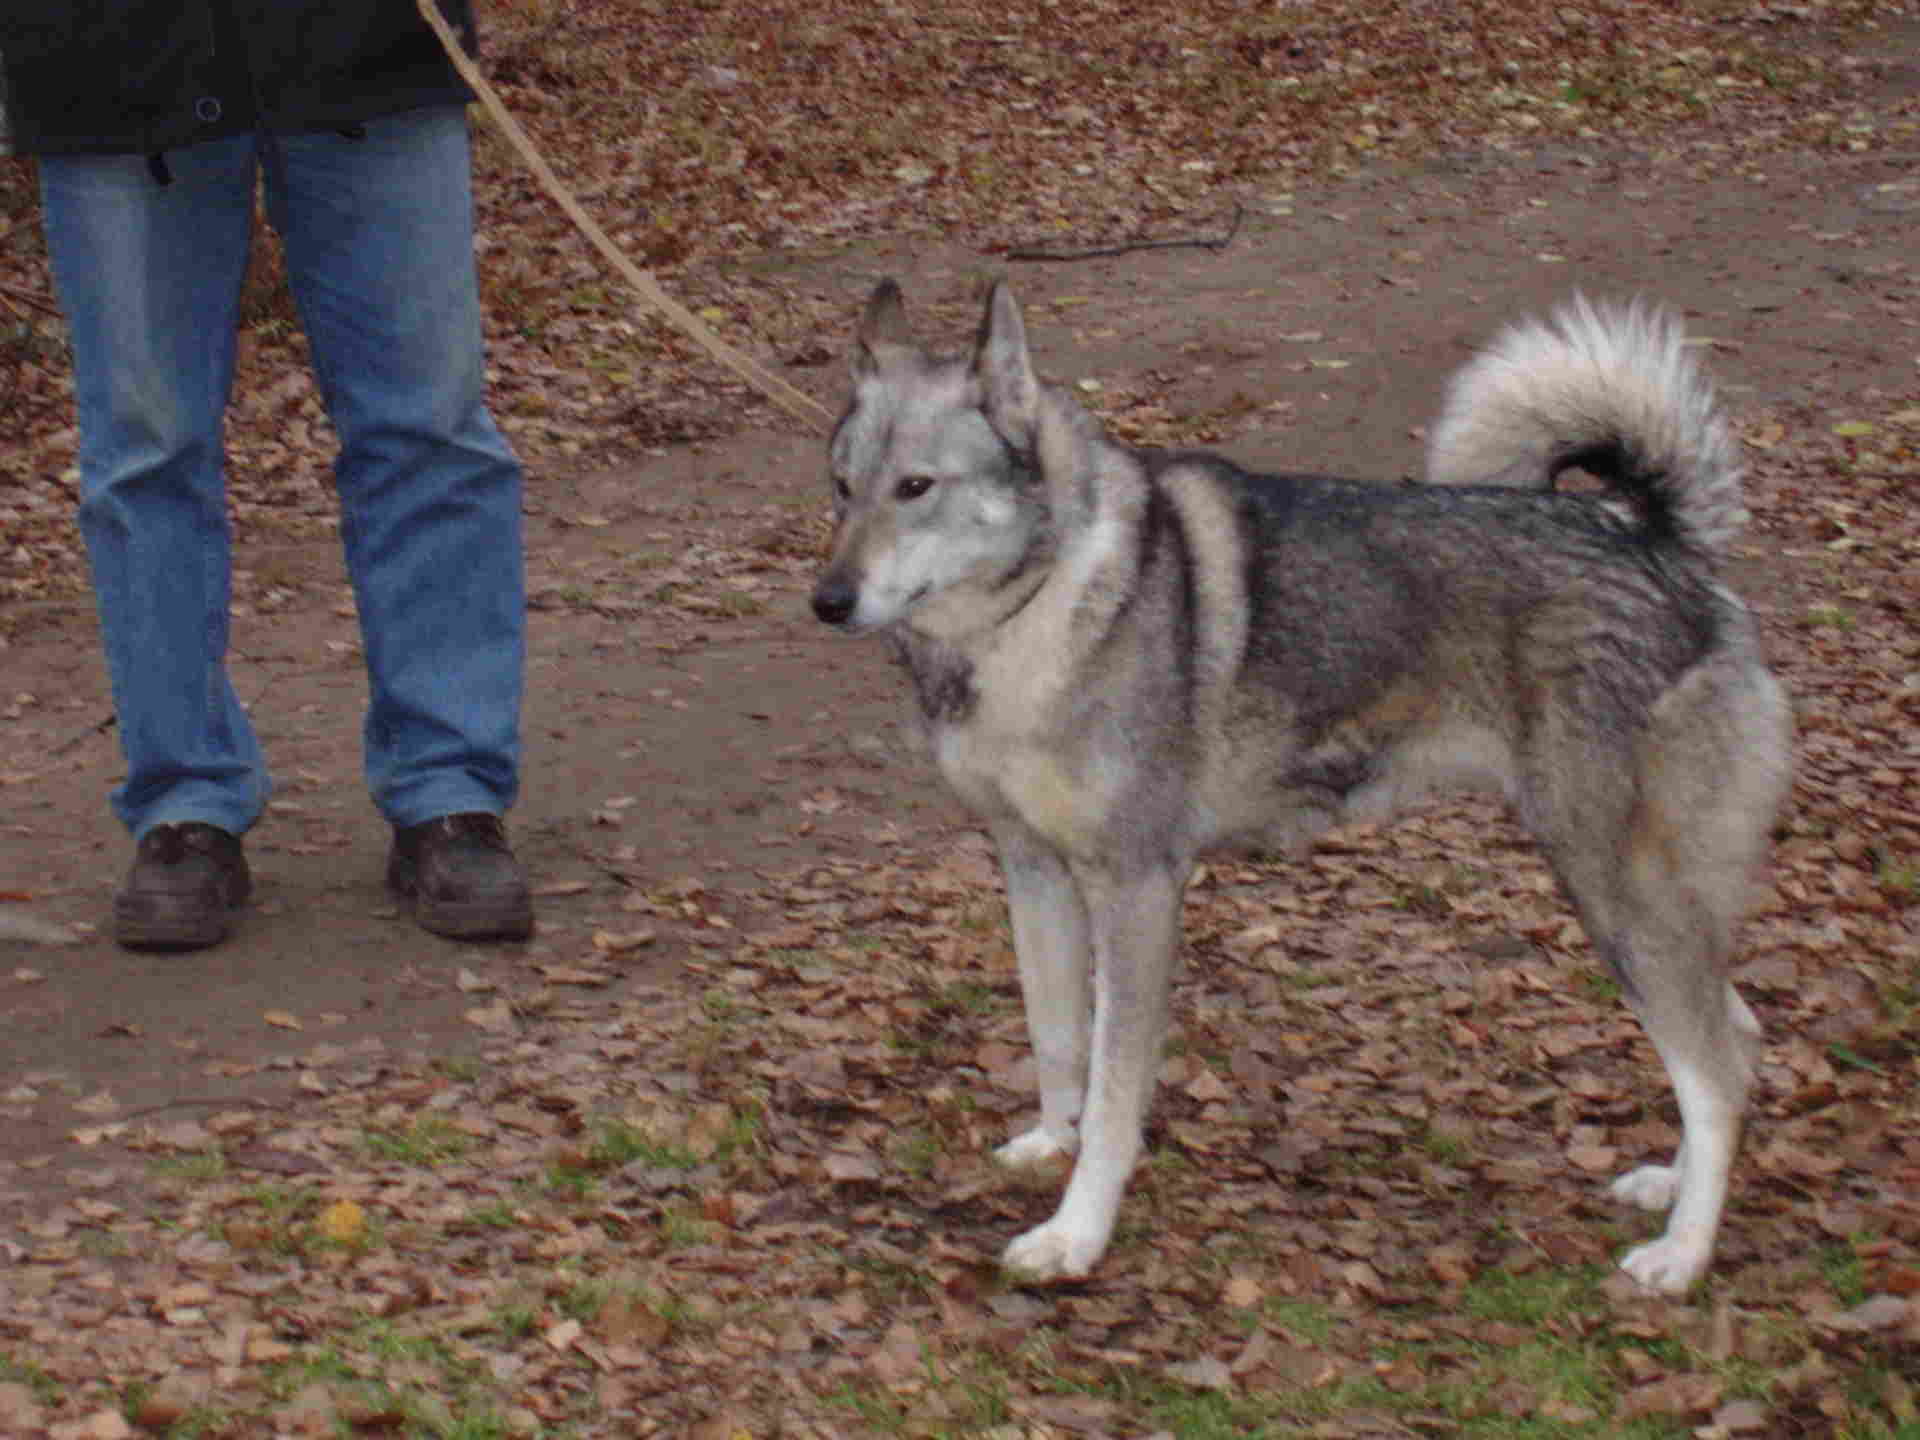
[{"xmin": 811, "ymin": 280, "xmax": 1065, "ymax": 636}]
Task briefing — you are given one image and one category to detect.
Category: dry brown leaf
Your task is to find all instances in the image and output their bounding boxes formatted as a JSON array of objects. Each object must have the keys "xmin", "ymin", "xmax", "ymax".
[
  {"xmin": 867, "ymin": 1320, "xmax": 926, "ymax": 1386},
  {"xmin": 1618, "ymin": 1373, "xmax": 1724, "ymax": 1419}
]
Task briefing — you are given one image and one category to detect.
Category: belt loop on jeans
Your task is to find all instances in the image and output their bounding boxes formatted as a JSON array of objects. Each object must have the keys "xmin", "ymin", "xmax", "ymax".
[{"xmin": 146, "ymin": 153, "xmax": 173, "ymax": 186}]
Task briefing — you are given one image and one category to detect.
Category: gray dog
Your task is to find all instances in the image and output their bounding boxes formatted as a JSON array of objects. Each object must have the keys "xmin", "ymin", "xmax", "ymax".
[{"xmin": 812, "ymin": 281, "xmax": 1790, "ymax": 1295}]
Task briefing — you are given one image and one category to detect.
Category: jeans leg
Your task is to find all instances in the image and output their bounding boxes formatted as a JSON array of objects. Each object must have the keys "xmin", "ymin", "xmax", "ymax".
[
  {"xmin": 39, "ymin": 142, "xmax": 269, "ymax": 838},
  {"xmin": 262, "ymin": 107, "xmax": 525, "ymax": 827}
]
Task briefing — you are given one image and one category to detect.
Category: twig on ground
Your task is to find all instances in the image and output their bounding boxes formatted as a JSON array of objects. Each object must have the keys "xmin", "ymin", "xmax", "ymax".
[
  {"xmin": 1005, "ymin": 204, "xmax": 1245, "ymax": 263},
  {"xmin": 51, "ymin": 712, "xmax": 116, "ymax": 758}
]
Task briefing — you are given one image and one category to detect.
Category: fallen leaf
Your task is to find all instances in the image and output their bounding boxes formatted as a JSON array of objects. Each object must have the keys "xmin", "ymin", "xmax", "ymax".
[
  {"xmin": 1565, "ymin": 1143, "xmax": 1618, "ymax": 1173},
  {"xmin": 867, "ymin": 1320, "xmax": 925, "ymax": 1385},
  {"xmin": 1222, "ymin": 1270, "xmax": 1263, "ymax": 1308},
  {"xmin": 591, "ymin": 928, "xmax": 656, "ymax": 953},
  {"xmin": 317, "ymin": 1199, "xmax": 367, "ymax": 1246}
]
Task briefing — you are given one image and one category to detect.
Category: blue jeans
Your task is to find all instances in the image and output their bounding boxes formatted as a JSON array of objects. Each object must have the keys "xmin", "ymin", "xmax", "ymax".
[{"xmin": 39, "ymin": 106, "xmax": 524, "ymax": 838}]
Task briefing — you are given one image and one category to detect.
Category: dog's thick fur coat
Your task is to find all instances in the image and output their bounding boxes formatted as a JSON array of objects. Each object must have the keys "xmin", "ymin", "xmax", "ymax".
[{"xmin": 812, "ymin": 282, "xmax": 1790, "ymax": 1295}]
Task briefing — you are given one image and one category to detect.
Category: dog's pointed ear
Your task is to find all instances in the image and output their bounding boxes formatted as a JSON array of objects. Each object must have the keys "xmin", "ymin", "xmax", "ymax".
[
  {"xmin": 852, "ymin": 279, "xmax": 912, "ymax": 381},
  {"xmin": 973, "ymin": 280, "xmax": 1038, "ymax": 449}
]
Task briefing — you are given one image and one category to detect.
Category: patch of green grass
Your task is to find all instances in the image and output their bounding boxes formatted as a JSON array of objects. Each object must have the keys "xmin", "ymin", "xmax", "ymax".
[
  {"xmin": 828, "ymin": 1353, "xmax": 1012, "ymax": 1436},
  {"xmin": 1820, "ymin": 1237, "xmax": 1873, "ymax": 1307},
  {"xmin": 954, "ymin": 898, "xmax": 1002, "ymax": 935},
  {"xmin": 219, "ymin": 1183, "xmax": 326, "ymax": 1257},
  {"xmin": 540, "ymin": 1159, "xmax": 598, "ymax": 1200},
  {"xmin": 1829, "ymin": 1043, "xmax": 1889, "ymax": 1076},
  {"xmin": 264, "ymin": 1321, "xmax": 518, "ymax": 1437},
  {"xmin": 1579, "ymin": 968, "xmax": 1625, "ymax": 1004},
  {"xmin": 841, "ymin": 1250, "xmax": 932, "ymax": 1305},
  {"xmin": 491, "ymin": 1304, "xmax": 539, "ymax": 1341},
  {"xmin": 1262, "ymin": 1297, "xmax": 1340, "ymax": 1345},
  {"xmin": 589, "ymin": 1118, "xmax": 700, "ymax": 1171},
  {"xmin": 541, "ymin": 1111, "xmax": 753, "ymax": 1198},
  {"xmin": 458, "ymin": 1200, "xmax": 519, "ymax": 1231},
  {"xmin": 1460, "ymin": 1266, "xmax": 1608, "ymax": 1328},
  {"xmin": 75, "ymin": 1228, "xmax": 136, "ymax": 1260},
  {"xmin": 893, "ymin": 1128, "xmax": 941, "ymax": 1178},
  {"xmin": 1062, "ymin": 1314, "xmax": 1715, "ymax": 1438},
  {"xmin": 556, "ymin": 1275, "xmax": 610, "ymax": 1324},
  {"xmin": 0, "ymin": 1352, "xmax": 61, "ymax": 1403},
  {"xmin": 1417, "ymin": 1123, "xmax": 1475, "ymax": 1166},
  {"xmin": 150, "ymin": 1147, "xmax": 228, "ymax": 1184},
  {"xmin": 937, "ymin": 978, "xmax": 1004, "ymax": 1017},
  {"xmin": 659, "ymin": 1202, "xmax": 717, "ymax": 1251},
  {"xmin": 119, "ymin": 1384, "xmax": 231, "ymax": 1439},
  {"xmin": 1874, "ymin": 848, "xmax": 1919, "ymax": 903},
  {"xmin": 433, "ymin": 1054, "xmax": 486, "ymax": 1084},
  {"xmin": 362, "ymin": 1113, "xmax": 473, "ymax": 1167}
]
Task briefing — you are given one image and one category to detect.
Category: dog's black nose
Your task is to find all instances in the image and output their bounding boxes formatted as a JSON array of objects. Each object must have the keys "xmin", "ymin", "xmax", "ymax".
[{"xmin": 812, "ymin": 579, "xmax": 857, "ymax": 626}]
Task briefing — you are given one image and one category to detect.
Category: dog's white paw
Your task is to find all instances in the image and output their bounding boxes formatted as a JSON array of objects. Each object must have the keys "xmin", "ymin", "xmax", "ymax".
[
  {"xmin": 1001, "ymin": 1219, "xmax": 1103, "ymax": 1283},
  {"xmin": 994, "ymin": 1125, "xmax": 1076, "ymax": 1171},
  {"xmin": 1618, "ymin": 1232, "xmax": 1711, "ymax": 1297},
  {"xmin": 1609, "ymin": 1163, "xmax": 1681, "ymax": 1213}
]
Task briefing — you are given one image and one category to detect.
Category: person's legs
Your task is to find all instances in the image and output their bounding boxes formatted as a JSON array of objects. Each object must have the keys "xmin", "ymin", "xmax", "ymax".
[
  {"xmin": 41, "ymin": 140, "xmax": 265, "ymax": 949},
  {"xmin": 262, "ymin": 106, "xmax": 524, "ymax": 829},
  {"xmin": 40, "ymin": 141, "xmax": 268, "ymax": 840},
  {"xmin": 263, "ymin": 106, "xmax": 531, "ymax": 939}
]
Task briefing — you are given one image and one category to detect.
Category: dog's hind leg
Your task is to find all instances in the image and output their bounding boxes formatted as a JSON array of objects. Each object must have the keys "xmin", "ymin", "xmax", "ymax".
[
  {"xmin": 1548, "ymin": 849, "xmax": 1758, "ymax": 1296},
  {"xmin": 1002, "ymin": 863, "xmax": 1183, "ymax": 1281},
  {"xmin": 991, "ymin": 824, "xmax": 1093, "ymax": 1169},
  {"xmin": 1538, "ymin": 661, "xmax": 1787, "ymax": 1295}
]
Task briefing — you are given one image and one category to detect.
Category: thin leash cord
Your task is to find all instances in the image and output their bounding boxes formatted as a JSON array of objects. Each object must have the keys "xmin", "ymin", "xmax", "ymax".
[{"xmin": 416, "ymin": 0, "xmax": 834, "ymax": 432}]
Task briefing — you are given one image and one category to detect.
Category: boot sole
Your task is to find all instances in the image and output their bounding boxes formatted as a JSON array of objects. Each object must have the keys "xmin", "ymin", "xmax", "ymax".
[
  {"xmin": 412, "ymin": 895, "xmax": 535, "ymax": 941},
  {"xmin": 389, "ymin": 859, "xmax": 533, "ymax": 941},
  {"xmin": 114, "ymin": 896, "xmax": 237, "ymax": 950}
]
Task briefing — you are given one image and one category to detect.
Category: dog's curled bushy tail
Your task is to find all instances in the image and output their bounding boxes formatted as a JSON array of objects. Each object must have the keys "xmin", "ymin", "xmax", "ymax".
[{"xmin": 1426, "ymin": 298, "xmax": 1745, "ymax": 561}]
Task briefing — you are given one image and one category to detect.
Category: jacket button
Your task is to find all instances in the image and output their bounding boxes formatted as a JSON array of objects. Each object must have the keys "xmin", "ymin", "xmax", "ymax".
[{"xmin": 195, "ymin": 97, "xmax": 223, "ymax": 122}]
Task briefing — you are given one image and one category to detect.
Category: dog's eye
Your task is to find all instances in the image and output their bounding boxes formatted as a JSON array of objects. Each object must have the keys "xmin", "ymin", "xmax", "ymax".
[
  {"xmin": 831, "ymin": 475, "xmax": 851, "ymax": 503},
  {"xmin": 896, "ymin": 474, "xmax": 935, "ymax": 501}
]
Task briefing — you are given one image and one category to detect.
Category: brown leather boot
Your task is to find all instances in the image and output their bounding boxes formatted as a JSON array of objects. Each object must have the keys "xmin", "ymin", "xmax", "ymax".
[
  {"xmin": 114, "ymin": 822, "xmax": 251, "ymax": 950},
  {"xmin": 388, "ymin": 812, "xmax": 534, "ymax": 941}
]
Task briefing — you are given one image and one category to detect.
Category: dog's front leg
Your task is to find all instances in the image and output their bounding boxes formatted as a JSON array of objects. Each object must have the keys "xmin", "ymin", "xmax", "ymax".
[
  {"xmin": 1003, "ymin": 863, "xmax": 1182, "ymax": 1282},
  {"xmin": 990, "ymin": 823, "xmax": 1092, "ymax": 1169}
]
